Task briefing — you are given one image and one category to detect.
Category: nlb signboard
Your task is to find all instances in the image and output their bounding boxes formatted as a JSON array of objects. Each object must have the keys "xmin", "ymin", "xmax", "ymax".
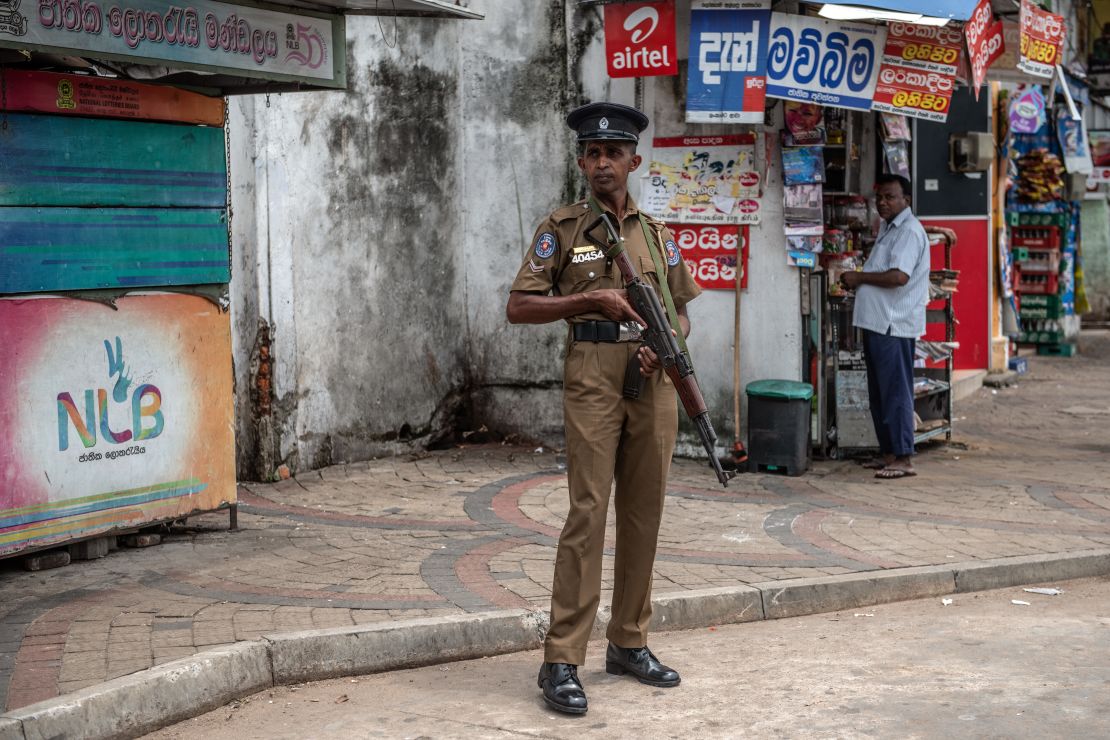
[
  {"xmin": 0, "ymin": 294, "xmax": 236, "ymax": 557},
  {"xmin": 604, "ymin": 1, "xmax": 677, "ymax": 78}
]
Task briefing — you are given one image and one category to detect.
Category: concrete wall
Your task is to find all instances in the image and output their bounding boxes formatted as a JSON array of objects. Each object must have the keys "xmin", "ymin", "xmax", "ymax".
[{"xmin": 230, "ymin": 0, "xmax": 803, "ymax": 478}]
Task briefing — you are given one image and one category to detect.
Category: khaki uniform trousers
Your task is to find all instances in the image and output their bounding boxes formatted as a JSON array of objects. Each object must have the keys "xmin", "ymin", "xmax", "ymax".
[{"xmin": 543, "ymin": 338, "xmax": 678, "ymax": 666}]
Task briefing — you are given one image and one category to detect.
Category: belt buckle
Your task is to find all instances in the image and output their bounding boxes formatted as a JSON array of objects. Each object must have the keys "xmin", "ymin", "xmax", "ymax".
[{"xmin": 618, "ymin": 321, "xmax": 642, "ymax": 342}]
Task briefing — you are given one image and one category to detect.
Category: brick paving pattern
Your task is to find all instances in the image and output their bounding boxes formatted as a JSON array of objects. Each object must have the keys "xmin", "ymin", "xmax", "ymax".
[{"xmin": 2, "ymin": 331, "xmax": 1109, "ymax": 710}]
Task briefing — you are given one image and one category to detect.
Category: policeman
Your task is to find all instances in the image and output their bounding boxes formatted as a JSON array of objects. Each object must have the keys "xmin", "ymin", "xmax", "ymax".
[{"xmin": 505, "ymin": 102, "xmax": 701, "ymax": 715}]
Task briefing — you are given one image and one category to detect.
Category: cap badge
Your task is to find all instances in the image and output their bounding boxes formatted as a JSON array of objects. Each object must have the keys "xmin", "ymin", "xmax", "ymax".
[{"xmin": 599, "ymin": 118, "xmax": 609, "ymax": 129}]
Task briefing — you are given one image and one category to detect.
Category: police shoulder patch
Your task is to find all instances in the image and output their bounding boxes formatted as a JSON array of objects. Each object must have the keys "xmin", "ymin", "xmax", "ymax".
[
  {"xmin": 534, "ymin": 232, "xmax": 557, "ymax": 259},
  {"xmin": 665, "ymin": 239, "xmax": 681, "ymax": 267}
]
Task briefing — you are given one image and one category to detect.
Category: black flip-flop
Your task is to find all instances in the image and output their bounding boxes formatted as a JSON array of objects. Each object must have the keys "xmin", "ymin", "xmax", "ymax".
[{"xmin": 861, "ymin": 460, "xmax": 887, "ymax": 470}]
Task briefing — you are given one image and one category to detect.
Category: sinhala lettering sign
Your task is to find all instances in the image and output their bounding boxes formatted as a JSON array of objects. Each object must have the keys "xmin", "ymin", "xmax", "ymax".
[
  {"xmin": 0, "ymin": 0, "xmax": 339, "ymax": 86},
  {"xmin": 765, "ymin": 12, "xmax": 887, "ymax": 112},
  {"xmin": 686, "ymin": 0, "xmax": 770, "ymax": 124}
]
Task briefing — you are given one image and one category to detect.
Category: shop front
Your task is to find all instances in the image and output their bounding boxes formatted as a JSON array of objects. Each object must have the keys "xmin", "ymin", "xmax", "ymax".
[{"xmin": 593, "ymin": 0, "xmax": 1001, "ymax": 462}]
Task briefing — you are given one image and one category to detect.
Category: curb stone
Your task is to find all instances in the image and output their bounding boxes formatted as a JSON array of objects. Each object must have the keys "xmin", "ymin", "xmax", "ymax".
[
  {"xmin": 266, "ymin": 609, "xmax": 549, "ymax": 685},
  {"xmin": 3, "ymin": 643, "xmax": 270, "ymax": 740},
  {"xmin": 2, "ymin": 550, "xmax": 1109, "ymax": 739},
  {"xmin": 754, "ymin": 566, "xmax": 956, "ymax": 620},
  {"xmin": 954, "ymin": 549, "xmax": 1110, "ymax": 592},
  {"xmin": 650, "ymin": 585, "xmax": 765, "ymax": 630},
  {"xmin": 0, "ymin": 718, "xmax": 22, "ymax": 740}
]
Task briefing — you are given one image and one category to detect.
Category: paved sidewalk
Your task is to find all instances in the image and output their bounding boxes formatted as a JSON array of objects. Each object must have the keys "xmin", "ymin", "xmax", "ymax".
[{"xmin": 2, "ymin": 332, "xmax": 1109, "ymax": 714}]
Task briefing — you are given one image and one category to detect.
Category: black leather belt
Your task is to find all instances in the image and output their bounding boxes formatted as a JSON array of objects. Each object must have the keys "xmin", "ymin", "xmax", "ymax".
[{"xmin": 572, "ymin": 320, "xmax": 642, "ymax": 343}]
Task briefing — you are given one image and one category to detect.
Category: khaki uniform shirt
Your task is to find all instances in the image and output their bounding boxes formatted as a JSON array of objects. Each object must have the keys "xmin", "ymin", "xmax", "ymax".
[{"xmin": 509, "ymin": 196, "xmax": 701, "ymax": 320}]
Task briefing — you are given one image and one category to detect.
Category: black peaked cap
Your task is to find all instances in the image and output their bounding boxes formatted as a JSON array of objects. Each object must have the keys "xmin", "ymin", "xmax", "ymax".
[{"xmin": 566, "ymin": 102, "xmax": 648, "ymax": 143}]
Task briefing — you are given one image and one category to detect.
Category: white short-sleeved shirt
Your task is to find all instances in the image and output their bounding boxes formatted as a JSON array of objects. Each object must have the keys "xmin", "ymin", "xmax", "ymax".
[{"xmin": 852, "ymin": 207, "xmax": 930, "ymax": 338}]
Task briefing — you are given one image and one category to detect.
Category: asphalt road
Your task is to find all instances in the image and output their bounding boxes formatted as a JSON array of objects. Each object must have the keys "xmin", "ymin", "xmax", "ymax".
[{"xmin": 147, "ymin": 576, "xmax": 1110, "ymax": 739}]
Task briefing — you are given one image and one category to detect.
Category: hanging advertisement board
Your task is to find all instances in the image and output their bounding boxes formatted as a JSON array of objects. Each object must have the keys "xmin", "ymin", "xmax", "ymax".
[
  {"xmin": 1017, "ymin": 0, "xmax": 1065, "ymax": 78},
  {"xmin": 764, "ymin": 13, "xmax": 886, "ymax": 112},
  {"xmin": 604, "ymin": 1, "xmax": 677, "ymax": 79},
  {"xmin": 871, "ymin": 22, "xmax": 961, "ymax": 122},
  {"xmin": 1088, "ymin": 130, "xmax": 1110, "ymax": 182},
  {"xmin": 642, "ymin": 134, "xmax": 761, "ymax": 225},
  {"xmin": 0, "ymin": 294, "xmax": 236, "ymax": 558},
  {"xmin": 985, "ymin": 20, "xmax": 1037, "ymax": 84},
  {"xmin": 1057, "ymin": 111, "xmax": 1093, "ymax": 175},
  {"xmin": 670, "ymin": 224, "xmax": 748, "ymax": 290},
  {"xmin": 0, "ymin": 0, "xmax": 344, "ymax": 87},
  {"xmin": 964, "ymin": 0, "xmax": 1005, "ymax": 98},
  {"xmin": 685, "ymin": 0, "xmax": 770, "ymax": 124}
]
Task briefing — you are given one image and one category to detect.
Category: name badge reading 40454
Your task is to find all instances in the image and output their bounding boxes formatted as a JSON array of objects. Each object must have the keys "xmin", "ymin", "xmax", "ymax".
[
  {"xmin": 534, "ymin": 233, "xmax": 557, "ymax": 259},
  {"xmin": 665, "ymin": 239, "xmax": 681, "ymax": 266}
]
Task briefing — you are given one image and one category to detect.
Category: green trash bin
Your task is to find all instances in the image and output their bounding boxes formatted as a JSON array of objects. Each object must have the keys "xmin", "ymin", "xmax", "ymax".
[{"xmin": 746, "ymin": 380, "xmax": 813, "ymax": 476}]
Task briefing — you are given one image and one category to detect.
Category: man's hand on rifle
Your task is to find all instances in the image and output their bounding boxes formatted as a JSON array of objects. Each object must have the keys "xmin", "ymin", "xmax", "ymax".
[
  {"xmin": 592, "ymin": 288, "xmax": 645, "ymax": 326},
  {"xmin": 638, "ymin": 344, "xmax": 663, "ymax": 376}
]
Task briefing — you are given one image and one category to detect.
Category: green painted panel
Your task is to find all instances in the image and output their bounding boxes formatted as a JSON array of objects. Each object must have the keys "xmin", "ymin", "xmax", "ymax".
[
  {"xmin": 0, "ymin": 207, "xmax": 229, "ymax": 293},
  {"xmin": 0, "ymin": 114, "xmax": 226, "ymax": 208}
]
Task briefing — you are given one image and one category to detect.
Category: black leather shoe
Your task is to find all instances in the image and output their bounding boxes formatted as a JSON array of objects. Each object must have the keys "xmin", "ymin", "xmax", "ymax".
[
  {"xmin": 605, "ymin": 643, "xmax": 680, "ymax": 687},
  {"xmin": 537, "ymin": 662, "xmax": 588, "ymax": 715}
]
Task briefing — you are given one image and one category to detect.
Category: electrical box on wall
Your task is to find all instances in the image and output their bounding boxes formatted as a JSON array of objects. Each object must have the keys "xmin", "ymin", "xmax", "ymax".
[
  {"xmin": 948, "ymin": 132, "xmax": 994, "ymax": 172},
  {"xmin": 914, "ymin": 87, "xmax": 990, "ymax": 217}
]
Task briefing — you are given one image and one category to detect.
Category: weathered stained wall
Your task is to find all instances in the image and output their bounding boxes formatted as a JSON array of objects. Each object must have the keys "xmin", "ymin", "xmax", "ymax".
[
  {"xmin": 231, "ymin": 3, "xmax": 580, "ymax": 477},
  {"xmin": 231, "ymin": 17, "xmax": 472, "ymax": 477},
  {"xmin": 231, "ymin": 0, "xmax": 804, "ymax": 478}
]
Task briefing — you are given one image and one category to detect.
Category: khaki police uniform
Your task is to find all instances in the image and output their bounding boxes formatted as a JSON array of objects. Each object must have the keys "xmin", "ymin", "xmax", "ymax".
[{"xmin": 510, "ymin": 195, "xmax": 701, "ymax": 666}]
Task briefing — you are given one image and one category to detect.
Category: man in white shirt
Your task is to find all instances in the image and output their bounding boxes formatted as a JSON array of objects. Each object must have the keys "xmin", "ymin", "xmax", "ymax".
[{"xmin": 840, "ymin": 174, "xmax": 930, "ymax": 479}]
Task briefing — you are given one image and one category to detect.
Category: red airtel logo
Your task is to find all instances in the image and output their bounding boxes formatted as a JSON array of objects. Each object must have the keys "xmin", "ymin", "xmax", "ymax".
[
  {"xmin": 624, "ymin": 6, "xmax": 659, "ymax": 43},
  {"xmin": 604, "ymin": 1, "xmax": 678, "ymax": 79}
]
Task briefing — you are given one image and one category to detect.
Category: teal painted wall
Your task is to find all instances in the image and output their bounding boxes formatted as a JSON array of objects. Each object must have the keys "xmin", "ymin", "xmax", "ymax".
[
  {"xmin": 0, "ymin": 114, "xmax": 226, "ymax": 208},
  {"xmin": 0, "ymin": 207, "xmax": 229, "ymax": 293}
]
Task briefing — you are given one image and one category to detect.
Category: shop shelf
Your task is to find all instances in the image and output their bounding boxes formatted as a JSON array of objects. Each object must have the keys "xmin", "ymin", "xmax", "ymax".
[
  {"xmin": 913, "ymin": 380, "xmax": 950, "ymax": 399},
  {"xmin": 914, "ymin": 423, "xmax": 951, "ymax": 445}
]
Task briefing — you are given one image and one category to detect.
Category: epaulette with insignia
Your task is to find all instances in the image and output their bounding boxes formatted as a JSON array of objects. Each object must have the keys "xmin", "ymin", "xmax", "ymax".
[{"xmin": 550, "ymin": 201, "xmax": 589, "ymax": 223}]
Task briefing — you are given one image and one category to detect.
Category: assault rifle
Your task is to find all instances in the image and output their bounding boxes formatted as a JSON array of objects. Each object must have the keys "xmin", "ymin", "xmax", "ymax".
[{"xmin": 584, "ymin": 213, "xmax": 735, "ymax": 488}]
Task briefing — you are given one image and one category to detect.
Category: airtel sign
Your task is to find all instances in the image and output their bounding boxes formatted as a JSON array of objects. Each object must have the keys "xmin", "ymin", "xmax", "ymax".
[{"xmin": 604, "ymin": 1, "xmax": 678, "ymax": 79}]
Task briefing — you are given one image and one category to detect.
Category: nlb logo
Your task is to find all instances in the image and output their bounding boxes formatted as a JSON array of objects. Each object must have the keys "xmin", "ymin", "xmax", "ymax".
[{"xmin": 56, "ymin": 337, "xmax": 164, "ymax": 453}]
